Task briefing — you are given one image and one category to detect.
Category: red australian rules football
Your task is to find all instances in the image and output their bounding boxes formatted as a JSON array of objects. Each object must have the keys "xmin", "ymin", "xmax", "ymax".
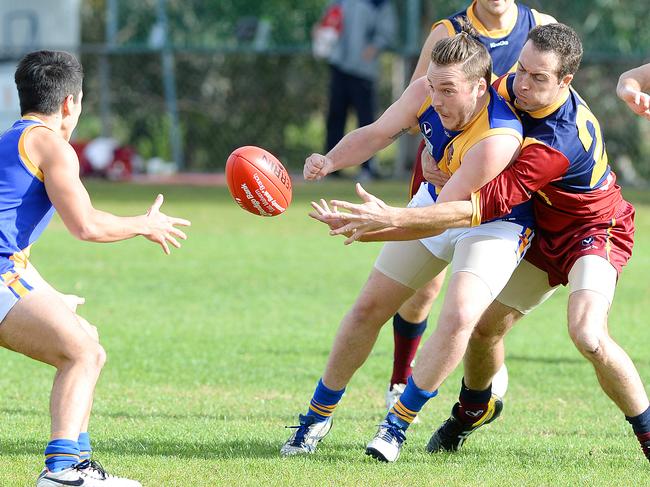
[{"xmin": 226, "ymin": 146, "xmax": 292, "ymax": 217}]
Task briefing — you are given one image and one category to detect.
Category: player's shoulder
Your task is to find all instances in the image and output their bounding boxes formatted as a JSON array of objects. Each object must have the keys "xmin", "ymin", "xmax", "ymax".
[
  {"xmin": 26, "ymin": 127, "xmax": 78, "ymax": 170},
  {"xmin": 531, "ymin": 10, "xmax": 558, "ymax": 26}
]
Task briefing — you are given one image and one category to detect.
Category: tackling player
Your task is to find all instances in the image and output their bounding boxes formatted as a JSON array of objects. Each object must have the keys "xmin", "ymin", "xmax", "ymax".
[
  {"xmin": 386, "ymin": 0, "xmax": 555, "ymax": 412},
  {"xmin": 1, "ymin": 50, "xmax": 190, "ymax": 486}
]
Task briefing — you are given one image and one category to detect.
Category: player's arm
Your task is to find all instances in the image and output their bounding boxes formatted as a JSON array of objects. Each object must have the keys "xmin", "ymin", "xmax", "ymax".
[
  {"xmin": 474, "ymin": 142, "xmax": 570, "ymax": 222},
  {"xmin": 435, "ymin": 132, "xmax": 521, "ymax": 202},
  {"xmin": 616, "ymin": 63, "xmax": 650, "ymax": 120},
  {"xmin": 29, "ymin": 128, "xmax": 190, "ymax": 254},
  {"xmin": 310, "ymin": 184, "xmax": 473, "ymax": 244},
  {"xmin": 304, "ymin": 78, "xmax": 426, "ymax": 180},
  {"xmin": 409, "ymin": 24, "xmax": 450, "ymax": 84},
  {"xmin": 315, "ymin": 142, "xmax": 570, "ymax": 243}
]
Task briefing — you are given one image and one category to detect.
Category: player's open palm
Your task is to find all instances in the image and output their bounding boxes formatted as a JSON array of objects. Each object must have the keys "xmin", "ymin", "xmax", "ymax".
[
  {"xmin": 329, "ymin": 184, "xmax": 397, "ymax": 243},
  {"xmin": 304, "ymin": 153, "xmax": 333, "ymax": 180},
  {"xmin": 144, "ymin": 194, "xmax": 191, "ymax": 255}
]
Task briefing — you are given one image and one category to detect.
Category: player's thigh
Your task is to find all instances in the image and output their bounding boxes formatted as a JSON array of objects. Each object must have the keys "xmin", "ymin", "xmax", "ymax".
[
  {"xmin": 496, "ymin": 259, "xmax": 557, "ymax": 315},
  {"xmin": 398, "ymin": 270, "xmax": 447, "ymax": 322},
  {"xmin": 568, "ymin": 254, "xmax": 617, "ymax": 306},
  {"xmin": 0, "ymin": 287, "xmax": 100, "ymax": 367},
  {"xmin": 451, "ymin": 230, "xmax": 524, "ymax": 300},
  {"xmin": 375, "ymin": 239, "xmax": 448, "ymax": 291}
]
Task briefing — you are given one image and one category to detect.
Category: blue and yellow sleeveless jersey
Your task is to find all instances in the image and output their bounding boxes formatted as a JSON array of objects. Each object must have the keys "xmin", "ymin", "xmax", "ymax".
[
  {"xmin": 417, "ymin": 85, "xmax": 534, "ymax": 227},
  {"xmin": 434, "ymin": 1, "xmax": 543, "ymax": 79},
  {"xmin": 0, "ymin": 117, "xmax": 55, "ymax": 275}
]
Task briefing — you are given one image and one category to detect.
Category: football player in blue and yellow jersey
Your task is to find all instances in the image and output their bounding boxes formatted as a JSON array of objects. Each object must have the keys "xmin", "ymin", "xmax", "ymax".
[
  {"xmin": 386, "ymin": 1, "xmax": 556, "ymax": 410},
  {"xmin": 0, "ymin": 50, "xmax": 190, "ymax": 487},
  {"xmin": 282, "ymin": 30, "xmax": 533, "ymax": 461}
]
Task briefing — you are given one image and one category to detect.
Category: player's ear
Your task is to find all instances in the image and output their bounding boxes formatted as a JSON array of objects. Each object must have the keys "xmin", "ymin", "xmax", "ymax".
[
  {"xmin": 476, "ymin": 77, "xmax": 488, "ymax": 97},
  {"xmin": 559, "ymin": 73, "xmax": 573, "ymax": 89},
  {"xmin": 61, "ymin": 94, "xmax": 75, "ymax": 116}
]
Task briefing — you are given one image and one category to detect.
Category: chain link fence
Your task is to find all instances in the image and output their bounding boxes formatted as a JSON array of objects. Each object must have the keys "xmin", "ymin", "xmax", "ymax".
[{"xmin": 76, "ymin": 0, "xmax": 649, "ymax": 182}]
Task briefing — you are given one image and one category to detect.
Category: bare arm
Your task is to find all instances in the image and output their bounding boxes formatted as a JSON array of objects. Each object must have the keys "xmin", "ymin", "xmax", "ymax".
[
  {"xmin": 29, "ymin": 128, "xmax": 190, "ymax": 254},
  {"xmin": 409, "ymin": 24, "xmax": 450, "ymax": 84},
  {"xmin": 303, "ymin": 78, "xmax": 427, "ymax": 179},
  {"xmin": 436, "ymin": 133, "xmax": 521, "ymax": 202},
  {"xmin": 617, "ymin": 63, "xmax": 650, "ymax": 120},
  {"xmin": 310, "ymin": 184, "xmax": 473, "ymax": 244}
]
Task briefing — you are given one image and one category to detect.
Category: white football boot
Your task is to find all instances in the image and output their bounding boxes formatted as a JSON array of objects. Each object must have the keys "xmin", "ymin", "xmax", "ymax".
[
  {"xmin": 365, "ymin": 419, "xmax": 407, "ymax": 463},
  {"xmin": 37, "ymin": 460, "xmax": 142, "ymax": 487},
  {"xmin": 281, "ymin": 414, "xmax": 333, "ymax": 456}
]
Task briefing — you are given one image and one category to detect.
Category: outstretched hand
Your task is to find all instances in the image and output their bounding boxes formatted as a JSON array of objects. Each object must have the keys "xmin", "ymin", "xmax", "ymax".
[
  {"xmin": 310, "ymin": 183, "xmax": 397, "ymax": 245},
  {"xmin": 144, "ymin": 194, "xmax": 191, "ymax": 255},
  {"xmin": 619, "ymin": 86, "xmax": 650, "ymax": 120}
]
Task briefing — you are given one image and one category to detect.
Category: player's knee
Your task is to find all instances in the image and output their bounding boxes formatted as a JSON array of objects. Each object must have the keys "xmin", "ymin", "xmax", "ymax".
[
  {"xmin": 440, "ymin": 304, "xmax": 479, "ymax": 329},
  {"xmin": 64, "ymin": 340, "xmax": 106, "ymax": 371},
  {"xmin": 348, "ymin": 296, "xmax": 388, "ymax": 326},
  {"xmin": 87, "ymin": 324, "xmax": 100, "ymax": 342},
  {"xmin": 469, "ymin": 322, "xmax": 504, "ymax": 346},
  {"xmin": 569, "ymin": 324, "xmax": 604, "ymax": 357}
]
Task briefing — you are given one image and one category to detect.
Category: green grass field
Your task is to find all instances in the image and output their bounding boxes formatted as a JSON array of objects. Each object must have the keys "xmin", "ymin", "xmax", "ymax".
[{"xmin": 1, "ymin": 179, "xmax": 649, "ymax": 486}]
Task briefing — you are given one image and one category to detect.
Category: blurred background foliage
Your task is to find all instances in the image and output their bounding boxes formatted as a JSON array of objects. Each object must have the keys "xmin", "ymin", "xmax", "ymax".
[{"xmin": 77, "ymin": 0, "xmax": 650, "ymax": 181}]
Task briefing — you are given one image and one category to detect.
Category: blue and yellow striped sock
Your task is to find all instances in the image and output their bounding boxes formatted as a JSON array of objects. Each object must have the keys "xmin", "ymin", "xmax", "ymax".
[
  {"xmin": 387, "ymin": 376, "xmax": 437, "ymax": 429},
  {"xmin": 78, "ymin": 432, "xmax": 92, "ymax": 462},
  {"xmin": 306, "ymin": 378, "xmax": 345, "ymax": 422},
  {"xmin": 45, "ymin": 438, "xmax": 80, "ymax": 472}
]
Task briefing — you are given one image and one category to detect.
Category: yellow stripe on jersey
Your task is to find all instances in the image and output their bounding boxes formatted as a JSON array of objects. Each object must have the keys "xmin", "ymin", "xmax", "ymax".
[
  {"xmin": 495, "ymin": 77, "xmax": 513, "ymax": 101},
  {"xmin": 470, "ymin": 192, "xmax": 482, "ymax": 227},
  {"xmin": 9, "ymin": 246, "xmax": 31, "ymax": 270},
  {"xmin": 536, "ymin": 190, "xmax": 552, "ymax": 206},
  {"xmin": 18, "ymin": 124, "xmax": 44, "ymax": 181},
  {"xmin": 432, "ymin": 19, "xmax": 455, "ymax": 37},
  {"xmin": 520, "ymin": 89, "xmax": 570, "ymax": 119},
  {"xmin": 417, "ymin": 95, "xmax": 432, "ymax": 118},
  {"xmin": 605, "ymin": 218, "xmax": 615, "ymax": 261}
]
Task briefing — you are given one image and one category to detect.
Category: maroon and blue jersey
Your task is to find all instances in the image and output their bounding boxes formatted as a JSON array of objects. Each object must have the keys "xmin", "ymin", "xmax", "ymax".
[{"xmin": 473, "ymin": 75, "xmax": 633, "ymax": 285}]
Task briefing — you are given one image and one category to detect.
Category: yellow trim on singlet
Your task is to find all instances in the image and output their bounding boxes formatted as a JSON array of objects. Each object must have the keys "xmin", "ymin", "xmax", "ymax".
[
  {"xmin": 432, "ymin": 19, "xmax": 456, "ymax": 36},
  {"xmin": 417, "ymin": 95, "xmax": 432, "ymax": 118},
  {"xmin": 496, "ymin": 77, "xmax": 512, "ymax": 100},
  {"xmin": 605, "ymin": 218, "xmax": 615, "ymax": 261},
  {"xmin": 9, "ymin": 246, "xmax": 31, "ymax": 270},
  {"xmin": 470, "ymin": 192, "xmax": 482, "ymax": 227},
  {"xmin": 18, "ymin": 125, "xmax": 45, "ymax": 182},
  {"xmin": 466, "ymin": 0, "xmax": 519, "ymax": 38},
  {"xmin": 519, "ymin": 89, "xmax": 571, "ymax": 119}
]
